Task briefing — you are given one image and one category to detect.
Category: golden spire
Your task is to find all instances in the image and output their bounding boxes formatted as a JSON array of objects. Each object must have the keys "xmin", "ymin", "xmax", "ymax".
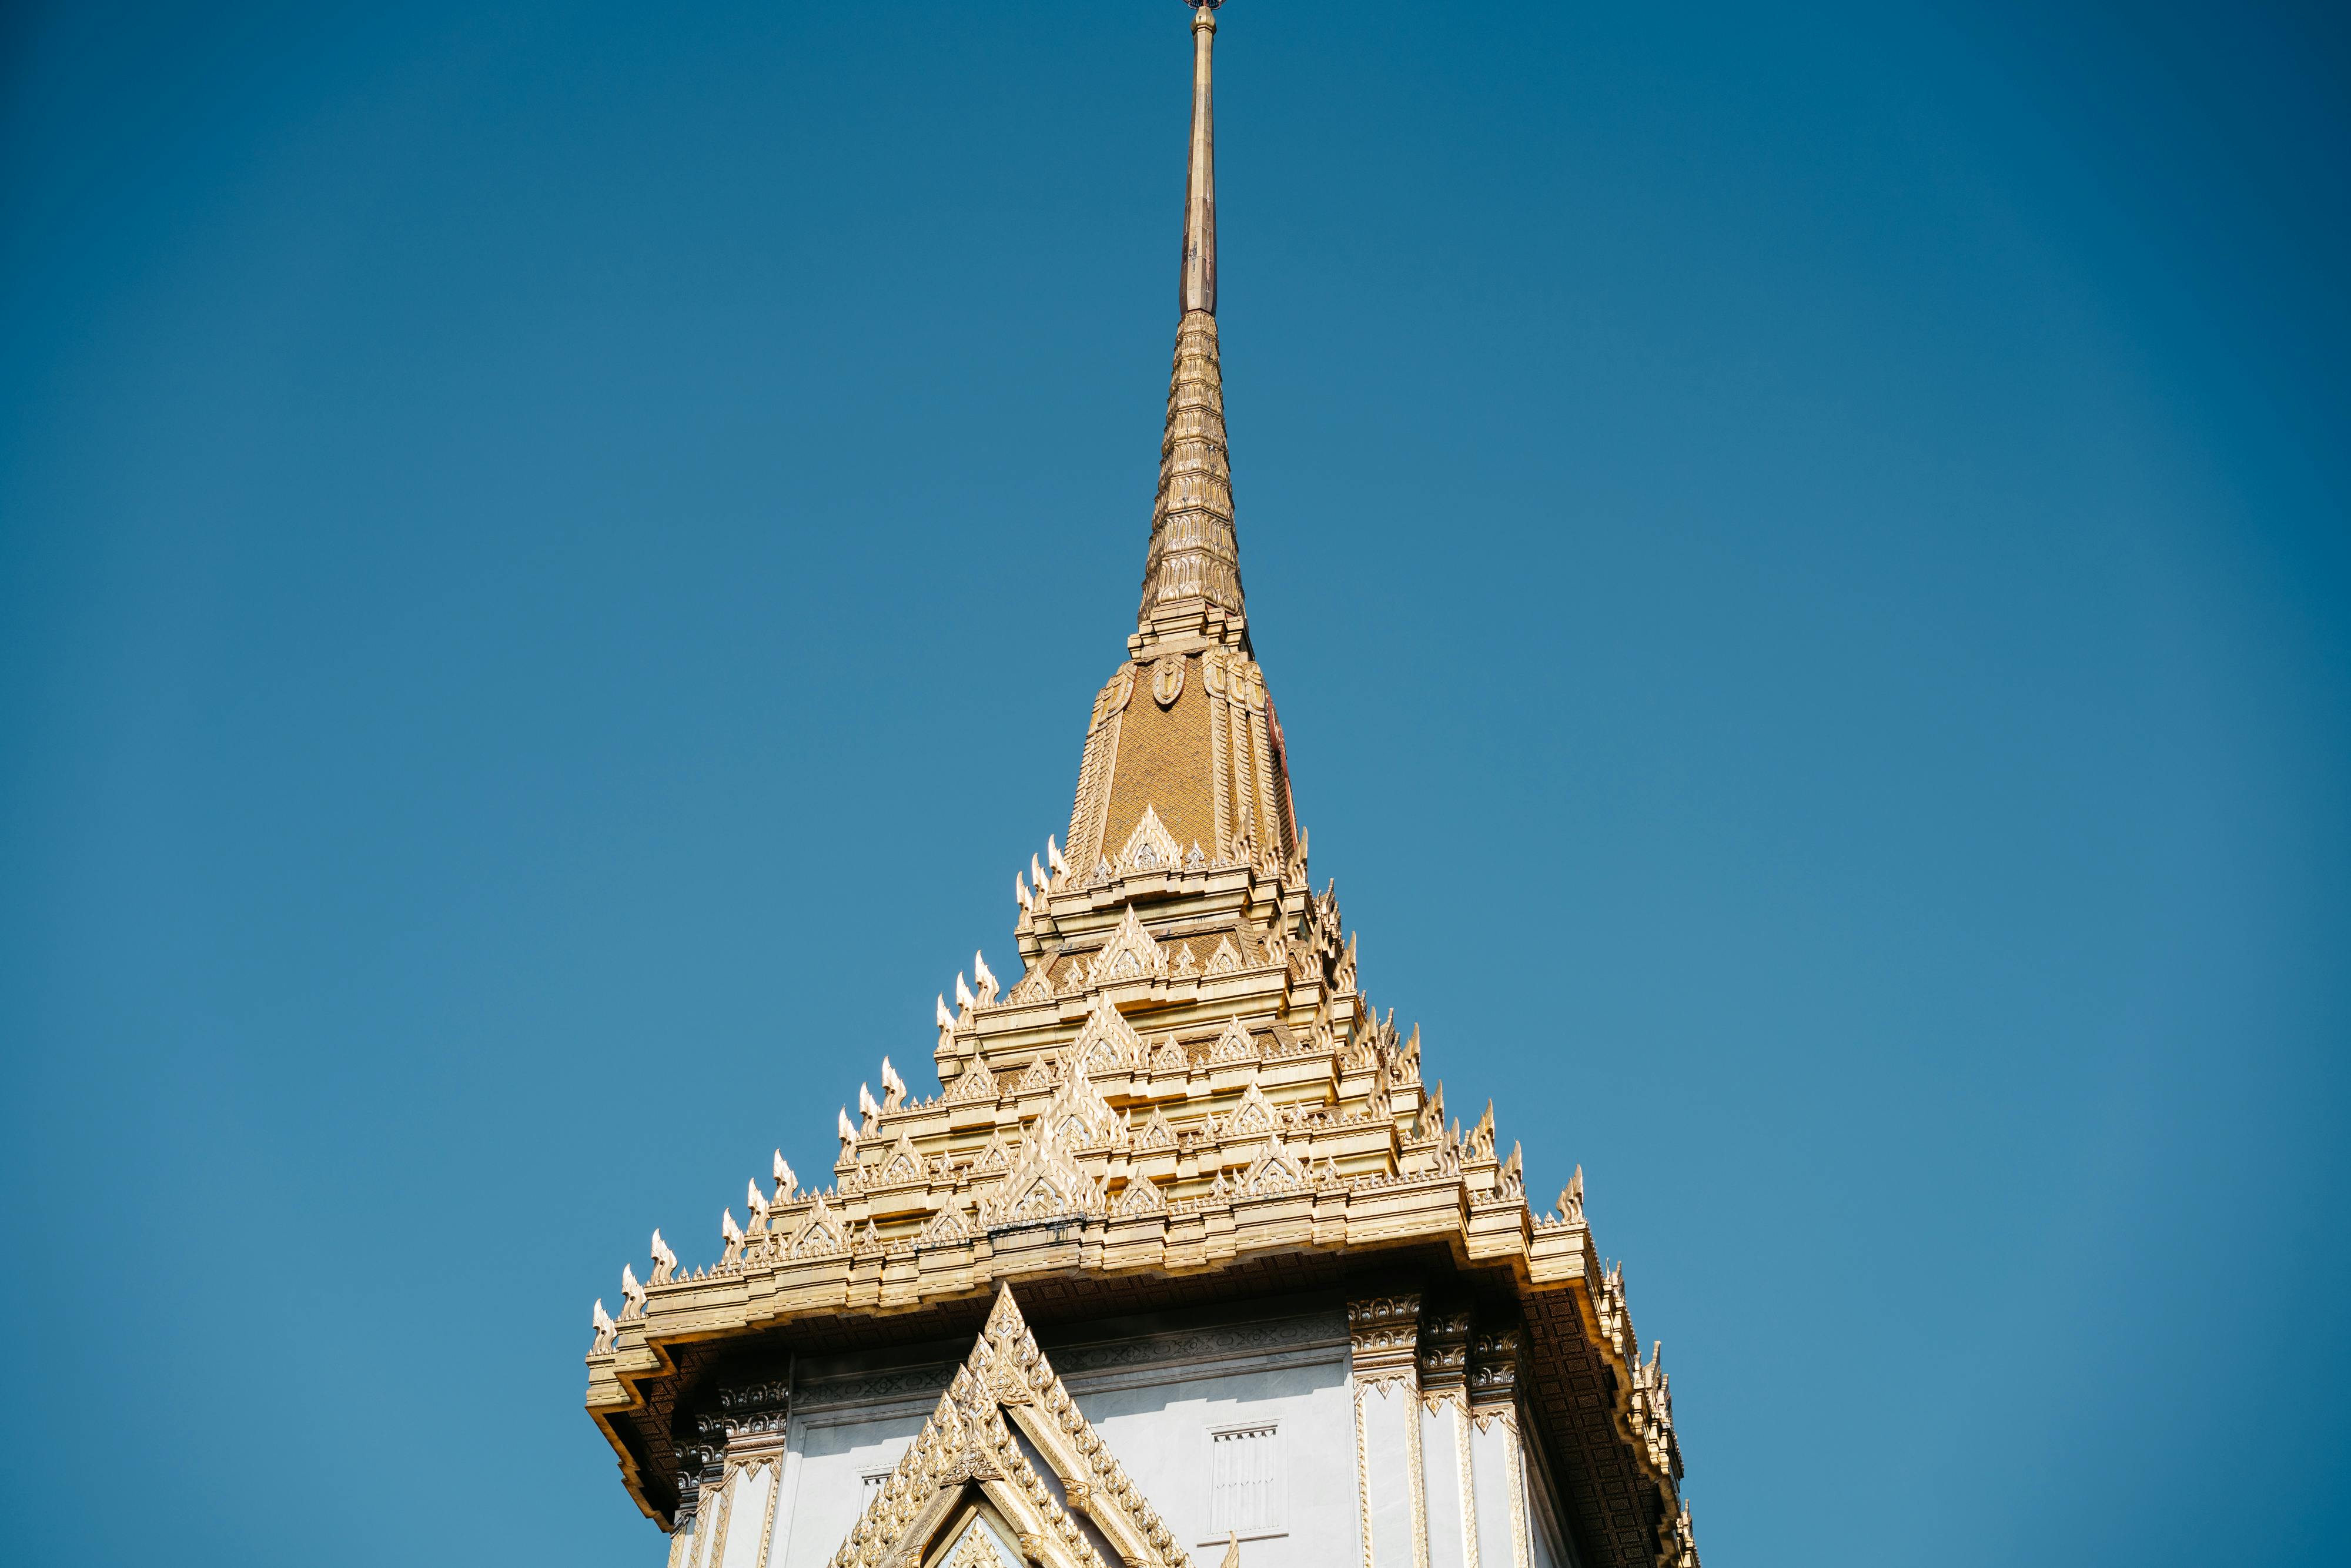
[{"xmin": 1138, "ymin": 1, "xmax": 1244, "ymax": 633}]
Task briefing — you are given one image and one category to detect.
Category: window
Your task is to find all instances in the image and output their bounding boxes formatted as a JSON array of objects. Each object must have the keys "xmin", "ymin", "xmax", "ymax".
[
  {"xmin": 862, "ymin": 1470, "xmax": 892, "ymax": 1502},
  {"xmin": 1207, "ymin": 1424, "xmax": 1282, "ymax": 1537}
]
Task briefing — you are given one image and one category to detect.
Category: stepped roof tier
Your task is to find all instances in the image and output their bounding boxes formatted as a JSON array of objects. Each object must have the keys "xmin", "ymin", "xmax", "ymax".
[{"xmin": 583, "ymin": 9, "xmax": 1697, "ymax": 1568}]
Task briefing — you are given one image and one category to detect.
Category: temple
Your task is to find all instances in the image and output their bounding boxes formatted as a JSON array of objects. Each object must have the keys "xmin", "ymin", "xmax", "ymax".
[{"xmin": 581, "ymin": 8, "xmax": 1699, "ymax": 1568}]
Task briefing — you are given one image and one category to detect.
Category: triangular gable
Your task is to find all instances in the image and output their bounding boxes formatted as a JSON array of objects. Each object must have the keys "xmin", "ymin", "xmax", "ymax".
[
  {"xmin": 1072, "ymin": 997, "xmax": 1148, "ymax": 1076},
  {"xmin": 791, "ymin": 1193, "xmax": 844, "ymax": 1258},
  {"xmin": 1088, "ymin": 905, "xmax": 1167, "ymax": 986},
  {"xmin": 947, "ymin": 1058, "xmax": 999, "ymax": 1105},
  {"xmin": 938, "ymin": 1515, "xmax": 1026, "ymax": 1568},
  {"xmin": 1222, "ymin": 1081, "xmax": 1276, "ymax": 1135},
  {"xmin": 1238, "ymin": 1128, "xmax": 1308, "ymax": 1195},
  {"xmin": 919, "ymin": 1200, "xmax": 973, "ymax": 1246},
  {"xmin": 1113, "ymin": 1175, "xmax": 1168, "ymax": 1216},
  {"xmin": 827, "ymin": 1287, "xmax": 1191, "ymax": 1568},
  {"xmin": 1033, "ymin": 1064, "xmax": 1124, "ymax": 1151},
  {"xmin": 878, "ymin": 1134, "xmax": 925, "ymax": 1186},
  {"xmin": 982, "ymin": 1119, "xmax": 1105, "ymax": 1225},
  {"xmin": 1116, "ymin": 805, "xmax": 1182, "ymax": 875},
  {"xmin": 1135, "ymin": 1107, "xmax": 1176, "ymax": 1151},
  {"xmin": 970, "ymin": 1131, "xmax": 1013, "ymax": 1175}
]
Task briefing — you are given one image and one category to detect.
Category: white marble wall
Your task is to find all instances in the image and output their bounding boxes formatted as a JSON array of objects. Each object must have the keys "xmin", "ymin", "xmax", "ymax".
[{"xmin": 663, "ymin": 1303, "xmax": 1572, "ymax": 1568}]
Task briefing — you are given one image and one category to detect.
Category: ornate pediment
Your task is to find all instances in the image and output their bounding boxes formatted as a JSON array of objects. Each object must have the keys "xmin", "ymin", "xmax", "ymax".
[
  {"xmin": 827, "ymin": 1286, "xmax": 1190, "ymax": 1568},
  {"xmin": 919, "ymin": 1199, "xmax": 973, "ymax": 1245},
  {"xmin": 877, "ymin": 1132, "xmax": 925, "ymax": 1186},
  {"xmin": 1116, "ymin": 805, "xmax": 1182, "ymax": 875},
  {"xmin": 1113, "ymin": 1175, "xmax": 1168, "ymax": 1216},
  {"xmin": 1072, "ymin": 997, "xmax": 1148, "ymax": 1076},
  {"xmin": 1222, "ymin": 1081, "xmax": 1276, "ymax": 1135},
  {"xmin": 1088, "ymin": 905, "xmax": 1167, "ymax": 986},
  {"xmin": 941, "ymin": 1518, "xmax": 1024, "ymax": 1568},
  {"xmin": 1238, "ymin": 1128, "xmax": 1308, "ymax": 1194},
  {"xmin": 1208, "ymin": 1017, "xmax": 1256, "ymax": 1064},
  {"xmin": 1015, "ymin": 1052, "xmax": 1063, "ymax": 1094},
  {"xmin": 981, "ymin": 1119, "xmax": 1104, "ymax": 1224},
  {"xmin": 1135, "ymin": 1106, "xmax": 1176, "ymax": 1151},
  {"xmin": 1202, "ymin": 935, "xmax": 1244, "ymax": 977},
  {"xmin": 948, "ymin": 1058, "xmax": 999, "ymax": 1105},
  {"xmin": 1032, "ymin": 1060, "xmax": 1125, "ymax": 1151},
  {"xmin": 791, "ymin": 1193, "xmax": 845, "ymax": 1258}
]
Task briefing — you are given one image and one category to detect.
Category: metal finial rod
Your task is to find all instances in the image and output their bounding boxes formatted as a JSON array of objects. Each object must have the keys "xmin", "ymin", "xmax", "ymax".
[{"xmin": 1179, "ymin": 0, "xmax": 1219, "ymax": 316}]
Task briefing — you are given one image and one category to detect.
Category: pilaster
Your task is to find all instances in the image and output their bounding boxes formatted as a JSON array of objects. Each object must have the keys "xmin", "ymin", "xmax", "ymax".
[
  {"xmin": 1349, "ymin": 1293, "xmax": 1426, "ymax": 1568},
  {"xmin": 1416, "ymin": 1307, "xmax": 1474, "ymax": 1568},
  {"xmin": 675, "ymin": 1379, "xmax": 791, "ymax": 1568},
  {"xmin": 1467, "ymin": 1330, "xmax": 1535, "ymax": 1568}
]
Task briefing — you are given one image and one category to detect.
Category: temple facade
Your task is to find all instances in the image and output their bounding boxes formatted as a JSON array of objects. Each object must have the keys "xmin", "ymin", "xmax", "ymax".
[{"xmin": 581, "ymin": 8, "xmax": 1698, "ymax": 1568}]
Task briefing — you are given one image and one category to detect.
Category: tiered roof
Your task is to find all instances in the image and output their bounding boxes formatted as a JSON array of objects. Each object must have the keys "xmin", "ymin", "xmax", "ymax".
[{"xmin": 584, "ymin": 8, "xmax": 1695, "ymax": 1567}]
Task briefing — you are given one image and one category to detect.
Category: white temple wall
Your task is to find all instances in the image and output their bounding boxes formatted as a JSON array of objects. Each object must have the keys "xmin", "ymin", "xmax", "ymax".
[
  {"xmin": 772, "ymin": 1400, "xmax": 929, "ymax": 1568},
  {"xmin": 731, "ymin": 1306, "xmax": 1357, "ymax": 1568},
  {"xmin": 1068, "ymin": 1338, "xmax": 1355, "ymax": 1568},
  {"xmin": 659, "ymin": 1300, "xmax": 1583, "ymax": 1568},
  {"xmin": 1356, "ymin": 1383, "xmax": 1419, "ymax": 1568},
  {"xmin": 1419, "ymin": 1404, "xmax": 1471, "ymax": 1568},
  {"xmin": 1466, "ymin": 1419, "xmax": 1521, "ymax": 1568},
  {"xmin": 1514, "ymin": 1423, "xmax": 1576, "ymax": 1568}
]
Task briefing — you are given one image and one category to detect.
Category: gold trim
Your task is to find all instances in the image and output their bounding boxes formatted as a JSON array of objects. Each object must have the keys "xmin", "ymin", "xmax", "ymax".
[
  {"xmin": 1406, "ymin": 1395, "xmax": 1428, "ymax": 1568},
  {"xmin": 1453, "ymin": 1405, "xmax": 1479, "ymax": 1568}
]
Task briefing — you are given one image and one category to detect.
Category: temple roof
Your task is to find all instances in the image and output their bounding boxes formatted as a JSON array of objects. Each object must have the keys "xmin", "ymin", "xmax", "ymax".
[{"xmin": 581, "ymin": 10, "xmax": 1695, "ymax": 1568}]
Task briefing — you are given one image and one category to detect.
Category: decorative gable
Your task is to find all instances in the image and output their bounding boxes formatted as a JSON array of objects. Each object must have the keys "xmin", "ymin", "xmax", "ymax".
[
  {"xmin": 878, "ymin": 1133, "xmax": 924, "ymax": 1185},
  {"xmin": 919, "ymin": 1199, "xmax": 973, "ymax": 1246},
  {"xmin": 1033, "ymin": 1061, "xmax": 1124, "ymax": 1150},
  {"xmin": 1072, "ymin": 996, "xmax": 1148, "ymax": 1075},
  {"xmin": 1088, "ymin": 905, "xmax": 1168, "ymax": 986},
  {"xmin": 1208, "ymin": 1017, "xmax": 1256, "ymax": 1064},
  {"xmin": 791, "ymin": 1193, "xmax": 844, "ymax": 1258},
  {"xmin": 1202, "ymin": 935, "xmax": 1244, "ymax": 977},
  {"xmin": 1223, "ymin": 1081, "xmax": 1276, "ymax": 1135},
  {"xmin": 1113, "ymin": 1175, "xmax": 1168, "ymax": 1215},
  {"xmin": 1135, "ymin": 1107, "xmax": 1177, "ymax": 1151},
  {"xmin": 1239, "ymin": 1128, "xmax": 1309, "ymax": 1194},
  {"xmin": 981, "ymin": 1120, "xmax": 1104, "ymax": 1224},
  {"xmin": 947, "ymin": 1058, "xmax": 999, "ymax": 1105},
  {"xmin": 1116, "ymin": 805, "xmax": 1183, "ymax": 875},
  {"xmin": 825, "ymin": 1286, "xmax": 1191, "ymax": 1568},
  {"xmin": 941, "ymin": 1519, "xmax": 1023, "ymax": 1568}
]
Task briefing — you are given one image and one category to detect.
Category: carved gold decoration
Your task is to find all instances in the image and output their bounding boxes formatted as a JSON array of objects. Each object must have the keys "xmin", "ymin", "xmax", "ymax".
[
  {"xmin": 1151, "ymin": 655, "xmax": 1186, "ymax": 708},
  {"xmin": 825, "ymin": 1287, "xmax": 1192, "ymax": 1568}
]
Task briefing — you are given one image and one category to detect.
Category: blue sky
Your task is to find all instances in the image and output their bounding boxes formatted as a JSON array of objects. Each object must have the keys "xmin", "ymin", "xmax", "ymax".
[{"xmin": 2, "ymin": 1, "xmax": 2345, "ymax": 1563}]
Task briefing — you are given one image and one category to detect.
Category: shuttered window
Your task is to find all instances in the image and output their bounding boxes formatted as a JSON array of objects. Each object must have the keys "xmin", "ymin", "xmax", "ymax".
[{"xmin": 1208, "ymin": 1425, "xmax": 1280, "ymax": 1535}]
